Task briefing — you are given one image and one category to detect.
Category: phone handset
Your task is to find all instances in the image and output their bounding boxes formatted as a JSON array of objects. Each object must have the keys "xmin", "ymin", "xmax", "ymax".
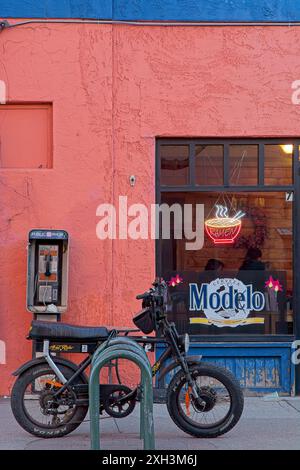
[{"xmin": 44, "ymin": 250, "xmax": 52, "ymax": 277}]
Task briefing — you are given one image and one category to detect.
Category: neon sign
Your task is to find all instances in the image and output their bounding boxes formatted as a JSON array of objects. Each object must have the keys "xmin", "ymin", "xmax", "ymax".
[{"xmin": 205, "ymin": 205, "xmax": 245, "ymax": 245}]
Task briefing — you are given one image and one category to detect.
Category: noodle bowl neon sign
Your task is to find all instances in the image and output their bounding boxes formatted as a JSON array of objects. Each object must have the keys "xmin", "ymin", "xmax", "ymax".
[{"xmin": 205, "ymin": 205, "xmax": 245, "ymax": 245}]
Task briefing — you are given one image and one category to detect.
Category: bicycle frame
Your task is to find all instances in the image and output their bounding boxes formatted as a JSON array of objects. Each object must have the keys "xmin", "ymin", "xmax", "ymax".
[{"xmin": 33, "ymin": 335, "xmax": 168, "ymax": 399}]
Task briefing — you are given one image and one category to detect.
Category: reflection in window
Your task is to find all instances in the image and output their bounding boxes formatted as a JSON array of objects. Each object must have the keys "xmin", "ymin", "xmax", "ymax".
[
  {"xmin": 264, "ymin": 144, "xmax": 292, "ymax": 185},
  {"xmin": 229, "ymin": 145, "xmax": 258, "ymax": 186},
  {"xmin": 160, "ymin": 145, "xmax": 189, "ymax": 186},
  {"xmin": 195, "ymin": 145, "xmax": 223, "ymax": 186}
]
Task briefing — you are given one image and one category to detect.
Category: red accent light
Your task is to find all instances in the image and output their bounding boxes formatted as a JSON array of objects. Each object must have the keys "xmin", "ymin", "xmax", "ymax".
[{"xmin": 168, "ymin": 274, "xmax": 183, "ymax": 287}]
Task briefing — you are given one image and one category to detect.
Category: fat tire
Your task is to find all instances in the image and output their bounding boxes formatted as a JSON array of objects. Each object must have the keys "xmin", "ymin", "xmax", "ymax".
[
  {"xmin": 167, "ymin": 363, "xmax": 244, "ymax": 438},
  {"xmin": 11, "ymin": 364, "xmax": 88, "ymax": 438}
]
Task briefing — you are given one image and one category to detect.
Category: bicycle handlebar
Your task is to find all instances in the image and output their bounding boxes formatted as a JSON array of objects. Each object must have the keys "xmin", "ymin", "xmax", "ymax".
[
  {"xmin": 136, "ymin": 291, "xmax": 151, "ymax": 300},
  {"xmin": 136, "ymin": 279, "xmax": 169, "ymax": 308}
]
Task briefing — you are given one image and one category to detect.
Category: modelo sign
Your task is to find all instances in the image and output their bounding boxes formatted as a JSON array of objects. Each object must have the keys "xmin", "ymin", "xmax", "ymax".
[{"xmin": 189, "ymin": 278, "xmax": 265, "ymax": 327}]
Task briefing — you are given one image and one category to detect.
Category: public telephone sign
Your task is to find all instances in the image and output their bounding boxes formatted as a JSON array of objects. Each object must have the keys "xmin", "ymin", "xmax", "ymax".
[
  {"xmin": 29, "ymin": 229, "xmax": 68, "ymax": 240},
  {"xmin": 189, "ymin": 278, "xmax": 265, "ymax": 327}
]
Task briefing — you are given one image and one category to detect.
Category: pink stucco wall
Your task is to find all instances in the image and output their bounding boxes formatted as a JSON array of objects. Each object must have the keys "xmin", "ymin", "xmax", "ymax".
[{"xmin": 1, "ymin": 24, "xmax": 300, "ymax": 395}]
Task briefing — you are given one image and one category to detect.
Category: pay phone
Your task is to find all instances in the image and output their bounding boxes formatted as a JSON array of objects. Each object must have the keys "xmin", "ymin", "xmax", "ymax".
[
  {"xmin": 35, "ymin": 242, "xmax": 62, "ymax": 306},
  {"xmin": 27, "ymin": 230, "xmax": 69, "ymax": 315}
]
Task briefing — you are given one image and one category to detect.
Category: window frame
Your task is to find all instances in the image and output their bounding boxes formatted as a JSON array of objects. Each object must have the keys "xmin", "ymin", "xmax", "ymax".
[{"xmin": 156, "ymin": 138, "xmax": 300, "ymax": 343}]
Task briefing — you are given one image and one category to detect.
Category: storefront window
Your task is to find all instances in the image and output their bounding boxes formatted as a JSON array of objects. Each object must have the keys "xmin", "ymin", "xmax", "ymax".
[
  {"xmin": 157, "ymin": 139, "xmax": 297, "ymax": 338},
  {"xmin": 160, "ymin": 191, "xmax": 293, "ymax": 336}
]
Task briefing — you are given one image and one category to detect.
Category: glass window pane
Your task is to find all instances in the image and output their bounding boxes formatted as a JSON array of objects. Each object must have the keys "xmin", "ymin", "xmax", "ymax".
[
  {"xmin": 229, "ymin": 144, "xmax": 258, "ymax": 186},
  {"xmin": 159, "ymin": 191, "xmax": 293, "ymax": 336},
  {"xmin": 160, "ymin": 145, "xmax": 189, "ymax": 186},
  {"xmin": 264, "ymin": 144, "xmax": 293, "ymax": 185},
  {"xmin": 195, "ymin": 145, "xmax": 223, "ymax": 186}
]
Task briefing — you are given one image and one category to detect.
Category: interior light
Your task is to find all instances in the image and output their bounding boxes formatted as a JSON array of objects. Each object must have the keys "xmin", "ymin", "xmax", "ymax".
[{"xmin": 280, "ymin": 144, "xmax": 293, "ymax": 155}]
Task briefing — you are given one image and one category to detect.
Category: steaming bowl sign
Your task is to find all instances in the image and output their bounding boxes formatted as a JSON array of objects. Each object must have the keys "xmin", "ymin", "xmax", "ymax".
[
  {"xmin": 189, "ymin": 278, "xmax": 265, "ymax": 327},
  {"xmin": 205, "ymin": 205, "xmax": 245, "ymax": 245}
]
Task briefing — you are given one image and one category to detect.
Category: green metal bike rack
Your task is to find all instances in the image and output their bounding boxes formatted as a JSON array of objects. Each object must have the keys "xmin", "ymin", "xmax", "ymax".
[
  {"xmin": 91, "ymin": 339, "xmax": 154, "ymax": 445},
  {"xmin": 91, "ymin": 337, "xmax": 148, "ymax": 365},
  {"xmin": 90, "ymin": 337, "xmax": 151, "ymax": 441},
  {"xmin": 103, "ymin": 338, "xmax": 151, "ymax": 440},
  {"xmin": 90, "ymin": 345, "xmax": 153, "ymax": 449},
  {"xmin": 89, "ymin": 338, "xmax": 155, "ymax": 450},
  {"xmin": 97, "ymin": 341, "xmax": 150, "ymax": 441}
]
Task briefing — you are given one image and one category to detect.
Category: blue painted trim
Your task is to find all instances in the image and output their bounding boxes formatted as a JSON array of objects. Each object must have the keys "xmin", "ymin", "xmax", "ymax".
[
  {"xmin": 1, "ymin": 1, "xmax": 112, "ymax": 19},
  {"xmin": 156, "ymin": 342, "xmax": 294, "ymax": 394},
  {"xmin": 114, "ymin": 1, "xmax": 300, "ymax": 22},
  {"xmin": 290, "ymin": 341, "xmax": 296, "ymax": 394},
  {"xmin": 1, "ymin": 1, "xmax": 300, "ymax": 22},
  {"xmin": 188, "ymin": 342, "xmax": 293, "ymax": 348}
]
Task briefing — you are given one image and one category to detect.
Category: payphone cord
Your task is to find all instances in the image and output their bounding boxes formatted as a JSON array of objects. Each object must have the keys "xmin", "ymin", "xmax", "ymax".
[
  {"xmin": 34, "ymin": 274, "xmax": 51, "ymax": 312},
  {"xmin": 33, "ymin": 260, "xmax": 53, "ymax": 313}
]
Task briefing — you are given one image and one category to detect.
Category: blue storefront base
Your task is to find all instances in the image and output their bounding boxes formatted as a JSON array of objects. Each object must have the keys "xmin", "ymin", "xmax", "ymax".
[{"xmin": 156, "ymin": 342, "xmax": 295, "ymax": 395}]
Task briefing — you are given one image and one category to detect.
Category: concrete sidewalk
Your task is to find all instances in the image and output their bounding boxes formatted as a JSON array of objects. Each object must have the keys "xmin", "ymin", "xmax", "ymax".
[{"xmin": 1, "ymin": 397, "xmax": 300, "ymax": 450}]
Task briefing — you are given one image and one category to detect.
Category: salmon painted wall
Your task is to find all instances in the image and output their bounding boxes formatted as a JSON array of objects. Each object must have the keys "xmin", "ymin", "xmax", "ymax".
[{"xmin": 1, "ymin": 23, "xmax": 300, "ymax": 394}]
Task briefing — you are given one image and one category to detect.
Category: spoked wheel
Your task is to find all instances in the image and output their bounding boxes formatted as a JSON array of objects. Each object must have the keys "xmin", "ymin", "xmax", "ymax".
[
  {"xmin": 11, "ymin": 364, "xmax": 88, "ymax": 438},
  {"xmin": 167, "ymin": 363, "xmax": 244, "ymax": 438}
]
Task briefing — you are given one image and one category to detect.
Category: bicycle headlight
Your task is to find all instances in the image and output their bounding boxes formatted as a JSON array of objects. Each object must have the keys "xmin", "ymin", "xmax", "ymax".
[{"xmin": 179, "ymin": 333, "xmax": 190, "ymax": 353}]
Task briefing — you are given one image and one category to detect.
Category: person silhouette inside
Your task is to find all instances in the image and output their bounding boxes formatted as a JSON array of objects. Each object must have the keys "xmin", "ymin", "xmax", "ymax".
[
  {"xmin": 204, "ymin": 258, "xmax": 225, "ymax": 271},
  {"xmin": 239, "ymin": 247, "xmax": 265, "ymax": 271},
  {"xmin": 202, "ymin": 258, "xmax": 225, "ymax": 285},
  {"xmin": 238, "ymin": 247, "xmax": 265, "ymax": 297}
]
